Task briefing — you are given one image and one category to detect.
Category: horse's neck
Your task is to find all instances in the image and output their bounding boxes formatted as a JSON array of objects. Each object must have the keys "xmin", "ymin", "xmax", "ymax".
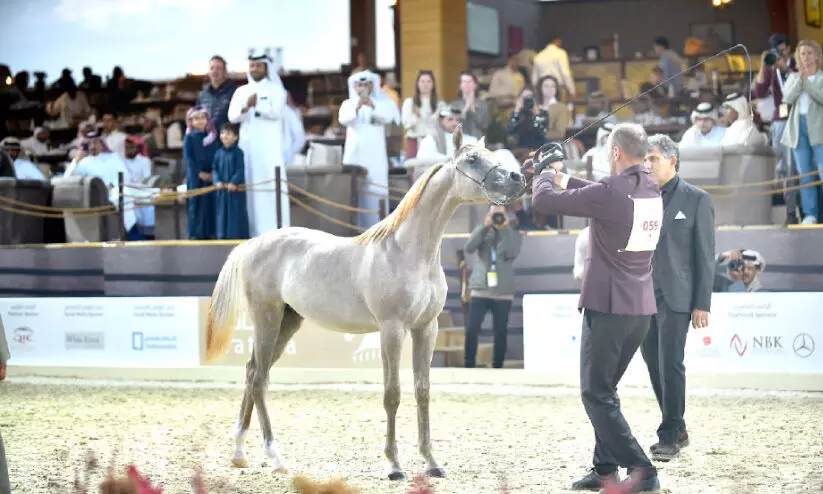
[{"xmin": 394, "ymin": 166, "xmax": 460, "ymax": 265}]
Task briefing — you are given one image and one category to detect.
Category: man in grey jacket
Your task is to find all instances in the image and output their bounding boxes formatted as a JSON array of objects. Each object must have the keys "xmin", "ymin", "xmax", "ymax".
[
  {"xmin": 464, "ymin": 205, "xmax": 523, "ymax": 369},
  {"xmin": 640, "ymin": 134, "xmax": 715, "ymax": 462}
]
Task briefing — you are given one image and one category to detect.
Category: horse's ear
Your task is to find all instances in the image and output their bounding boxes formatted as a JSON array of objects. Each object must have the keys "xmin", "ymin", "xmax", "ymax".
[
  {"xmin": 452, "ymin": 124, "xmax": 464, "ymax": 159},
  {"xmin": 477, "ymin": 136, "xmax": 486, "ymax": 150}
]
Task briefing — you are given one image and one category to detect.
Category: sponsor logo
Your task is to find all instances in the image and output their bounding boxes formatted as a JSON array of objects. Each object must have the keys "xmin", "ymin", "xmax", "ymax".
[
  {"xmin": 730, "ymin": 334, "xmax": 783, "ymax": 357},
  {"xmin": 696, "ymin": 334, "xmax": 722, "ymax": 358},
  {"xmin": 65, "ymin": 332, "xmax": 105, "ymax": 350},
  {"xmin": 793, "ymin": 333, "xmax": 815, "ymax": 359},
  {"xmin": 10, "ymin": 327, "xmax": 34, "ymax": 351},
  {"xmin": 730, "ymin": 334, "xmax": 747, "ymax": 356},
  {"xmin": 131, "ymin": 331, "xmax": 178, "ymax": 351}
]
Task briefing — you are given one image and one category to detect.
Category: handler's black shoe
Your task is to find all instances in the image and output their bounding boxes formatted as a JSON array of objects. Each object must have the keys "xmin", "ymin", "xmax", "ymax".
[
  {"xmin": 599, "ymin": 472, "xmax": 661, "ymax": 493},
  {"xmin": 651, "ymin": 442, "xmax": 680, "ymax": 462},
  {"xmin": 572, "ymin": 468, "xmax": 620, "ymax": 491},
  {"xmin": 650, "ymin": 430, "xmax": 689, "ymax": 453}
]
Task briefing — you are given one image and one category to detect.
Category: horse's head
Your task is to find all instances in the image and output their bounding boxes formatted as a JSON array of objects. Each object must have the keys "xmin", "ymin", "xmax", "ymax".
[{"xmin": 450, "ymin": 125, "xmax": 525, "ymax": 205}]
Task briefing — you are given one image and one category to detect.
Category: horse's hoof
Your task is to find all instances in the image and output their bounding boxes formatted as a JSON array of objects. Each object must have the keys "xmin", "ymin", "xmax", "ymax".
[
  {"xmin": 426, "ymin": 467, "xmax": 446, "ymax": 478},
  {"xmin": 273, "ymin": 467, "xmax": 289, "ymax": 475},
  {"xmin": 388, "ymin": 471, "xmax": 407, "ymax": 481},
  {"xmin": 231, "ymin": 458, "xmax": 249, "ymax": 468}
]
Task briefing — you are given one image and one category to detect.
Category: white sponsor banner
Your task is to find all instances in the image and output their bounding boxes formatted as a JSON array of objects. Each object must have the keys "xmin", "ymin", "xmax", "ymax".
[
  {"xmin": 524, "ymin": 292, "xmax": 823, "ymax": 375},
  {"xmin": 0, "ymin": 297, "xmax": 200, "ymax": 367}
]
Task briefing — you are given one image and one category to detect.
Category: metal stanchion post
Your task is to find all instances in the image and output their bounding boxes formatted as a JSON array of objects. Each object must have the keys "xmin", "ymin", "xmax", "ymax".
[
  {"xmin": 275, "ymin": 166, "xmax": 283, "ymax": 229},
  {"xmin": 457, "ymin": 249, "xmax": 469, "ymax": 331},
  {"xmin": 117, "ymin": 172, "xmax": 124, "ymax": 241},
  {"xmin": 379, "ymin": 198, "xmax": 387, "ymax": 219}
]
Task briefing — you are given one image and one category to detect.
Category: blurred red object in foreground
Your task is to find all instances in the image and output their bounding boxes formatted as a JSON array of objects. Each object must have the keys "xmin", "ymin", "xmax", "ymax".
[
  {"xmin": 601, "ymin": 470, "xmax": 643, "ymax": 494},
  {"xmin": 405, "ymin": 473, "xmax": 435, "ymax": 494},
  {"xmin": 127, "ymin": 465, "xmax": 164, "ymax": 494}
]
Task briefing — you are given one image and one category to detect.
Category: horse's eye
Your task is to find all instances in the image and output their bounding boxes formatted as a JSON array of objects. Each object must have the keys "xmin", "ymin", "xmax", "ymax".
[{"xmin": 467, "ymin": 154, "xmax": 477, "ymax": 163}]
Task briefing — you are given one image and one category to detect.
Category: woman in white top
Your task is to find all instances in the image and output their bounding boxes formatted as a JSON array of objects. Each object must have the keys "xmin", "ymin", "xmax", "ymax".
[
  {"xmin": 780, "ymin": 40, "xmax": 823, "ymax": 225},
  {"xmin": 401, "ymin": 70, "xmax": 444, "ymax": 158}
]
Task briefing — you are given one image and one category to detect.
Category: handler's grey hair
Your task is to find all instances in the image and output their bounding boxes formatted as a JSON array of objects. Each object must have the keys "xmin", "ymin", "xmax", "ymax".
[
  {"xmin": 648, "ymin": 133, "xmax": 680, "ymax": 171},
  {"xmin": 608, "ymin": 122, "xmax": 648, "ymax": 161}
]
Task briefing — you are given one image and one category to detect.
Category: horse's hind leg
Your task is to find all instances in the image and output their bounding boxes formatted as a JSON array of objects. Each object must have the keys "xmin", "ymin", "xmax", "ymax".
[
  {"xmin": 412, "ymin": 320, "xmax": 445, "ymax": 477},
  {"xmin": 249, "ymin": 303, "xmax": 289, "ymax": 472},
  {"xmin": 231, "ymin": 353, "xmax": 257, "ymax": 468}
]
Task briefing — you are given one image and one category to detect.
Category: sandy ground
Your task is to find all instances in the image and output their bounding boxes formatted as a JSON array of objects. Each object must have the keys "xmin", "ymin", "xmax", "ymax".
[{"xmin": 2, "ymin": 378, "xmax": 823, "ymax": 494}]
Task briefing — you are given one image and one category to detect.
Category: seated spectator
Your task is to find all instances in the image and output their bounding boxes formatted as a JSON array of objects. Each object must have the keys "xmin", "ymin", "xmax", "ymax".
[
  {"xmin": 581, "ymin": 122, "xmax": 614, "ymax": 180},
  {"xmin": 64, "ymin": 122, "xmax": 95, "ymax": 161},
  {"xmin": 63, "ymin": 129, "xmax": 137, "ymax": 234},
  {"xmin": 79, "ymin": 66, "xmax": 102, "ymax": 90},
  {"xmin": 0, "ymin": 137, "xmax": 46, "ymax": 180},
  {"xmin": 0, "ymin": 148, "xmax": 16, "ymax": 178},
  {"xmin": 102, "ymin": 111, "xmax": 128, "ymax": 158},
  {"xmin": 720, "ymin": 93, "xmax": 769, "ymax": 147},
  {"xmin": 123, "ymin": 135, "xmax": 155, "ymax": 240},
  {"xmin": 45, "ymin": 79, "xmax": 92, "ymax": 127},
  {"xmin": 715, "ymin": 249, "xmax": 766, "ymax": 293},
  {"xmin": 140, "ymin": 112, "xmax": 166, "ymax": 157},
  {"xmin": 508, "ymin": 88, "xmax": 550, "ymax": 149},
  {"xmin": 679, "ymin": 102, "xmax": 726, "ymax": 146},
  {"xmin": 21, "ymin": 127, "xmax": 52, "ymax": 156},
  {"xmin": 535, "ymin": 75, "xmax": 569, "ymax": 141},
  {"xmin": 488, "ymin": 53, "xmax": 526, "ymax": 110},
  {"xmin": 640, "ymin": 67, "xmax": 671, "ymax": 112}
]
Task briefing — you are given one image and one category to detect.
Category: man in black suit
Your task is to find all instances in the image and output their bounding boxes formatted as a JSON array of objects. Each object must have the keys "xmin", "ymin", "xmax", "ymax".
[{"xmin": 641, "ymin": 134, "xmax": 716, "ymax": 462}]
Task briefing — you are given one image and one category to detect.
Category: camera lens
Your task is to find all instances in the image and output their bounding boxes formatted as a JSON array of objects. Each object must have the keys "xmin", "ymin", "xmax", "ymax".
[
  {"xmin": 764, "ymin": 51, "xmax": 777, "ymax": 65},
  {"xmin": 492, "ymin": 212, "xmax": 506, "ymax": 225}
]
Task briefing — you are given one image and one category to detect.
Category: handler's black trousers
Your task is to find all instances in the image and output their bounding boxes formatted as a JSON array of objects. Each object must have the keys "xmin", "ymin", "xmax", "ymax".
[
  {"xmin": 581, "ymin": 309, "xmax": 656, "ymax": 477},
  {"xmin": 640, "ymin": 297, "xmax": 692, "ymax": 443}
]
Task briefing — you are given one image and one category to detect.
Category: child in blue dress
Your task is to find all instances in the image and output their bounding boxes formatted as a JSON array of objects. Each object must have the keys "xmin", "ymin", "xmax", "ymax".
[
  {"xmin": 213, "ymin": 123, "xmax": 250, "ymax": 239},
  {"xmin": 183, "ymin": 106, "xmax": 218, "ymax": 240}
]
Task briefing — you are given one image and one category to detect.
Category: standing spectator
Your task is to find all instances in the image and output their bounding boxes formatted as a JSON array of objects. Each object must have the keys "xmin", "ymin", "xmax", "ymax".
[
  {"xmin": 339, "ymin": 70, "xmax": 400, "ymax": 227},
  {"xmin": 213, "ymin": 123, "xmax": 249, "ymax": 240},
  {"xmin": 780, "ymin": 40, "xmax": 823, "ymax": 225},
  {"xmin": 79, "ymin": 66, "xmax": 102, "ymax": 90},
  {"xmin": 754, "ymin": 34, "xmax": 798, "ymax": 223},
  {"xmin": 183, "ymin": 106, "xmax": 218, "ymax": 240},
  {"xmin": 488, "ymin": 53, "xmax": 526, "ymax": 110},
  {"xmin": 653, "ymin": 37, "xmax": 686, "ymax": 95},
  {"xmin": 464, "ymin": 205, "xmax": 522, "ymax": 369},
  {"xmin": 140, "ymin": 112, "xmax": 166, "ymax": 157},
  {"xmin": 102, "ymin": 111, "xmax": 128, "ymax": 158},
  {"xmin": 535, "ymin": 75, "xmax": 569, "ymax": 141},
  {"xmin": 450, "ymin": 72, "xmax": 491, "ymax": 138},
  {"xmin": 401, "ymin": 70, "xmax": 444, "ymax": 158},
  {"xmin": 533, "ymin": 36, "xmax": 576, "ymax": 98},
  {"xmin": 228, "ymin": 47, "xmax": 289, "ymax": 235},
  {"xmin": 282, "ymin": 92, "xmax": 306, "ymax": 165},
  {"xmin": 46, "ymin": 78, "xmax": 92, "ymax": 128},
  {"xmin": 641, "ymin": 134, "xmax": 715, "ymax": 462},
  {"xmin": 124, "ymin": 135, "xmax": 155, "ymax": 240},
  {"xmin": 196, "ymin": 55, "xmax": 237, "ymax": 132},
  {"xmin": 508, "ymin": 87, "xmax": 549, "ymax": 149}
]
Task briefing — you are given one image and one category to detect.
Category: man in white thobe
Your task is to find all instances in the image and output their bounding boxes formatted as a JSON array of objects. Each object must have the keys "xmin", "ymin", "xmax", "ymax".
[
  {"xmin": 0, "ymin": 137, "xmax": 46, "ymax": 180},
  {"xmin": 228, "ymin": 47, "xmax": 289, "ymax": 235},
  {"xmin": 679, "ymin": 102, "xmax": 726, "ymax": 147},
  {"xmin": 338, "ymin": 70, "xmax": 400, "ymax": 227},
  {"xmin": 581, "ymin": 122, "xmax": 615, "ymax": 180},
  {"xmin": 720, "ymin": 93, "xmax": 768, "ymax": 147},
  {"xmin": 282, "ymin": 92, "xmax": 306, "ymax": 165}
]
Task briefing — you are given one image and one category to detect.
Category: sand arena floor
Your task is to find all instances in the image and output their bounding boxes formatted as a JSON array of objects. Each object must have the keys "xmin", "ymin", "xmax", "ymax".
[{"xmin": 1, "ymin": 378, "xmax": 822, "ymax": 494}]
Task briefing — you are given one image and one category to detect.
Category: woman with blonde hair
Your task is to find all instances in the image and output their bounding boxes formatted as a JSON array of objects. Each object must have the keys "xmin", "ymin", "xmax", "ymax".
[{"xmin": 781, "ymin": 39, "xmax": 823, "ymax": 225}]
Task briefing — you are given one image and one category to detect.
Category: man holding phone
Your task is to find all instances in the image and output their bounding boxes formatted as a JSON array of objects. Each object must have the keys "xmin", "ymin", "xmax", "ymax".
[{"xmin": 463, "ymin": 205, "xmax": 523, "ymax": 369}]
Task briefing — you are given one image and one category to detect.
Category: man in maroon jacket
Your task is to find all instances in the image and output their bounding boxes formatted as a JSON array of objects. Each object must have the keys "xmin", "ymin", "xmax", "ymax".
[{"xmin": 526, "ymin": 123, "xmax": 662, "ymax": 493}]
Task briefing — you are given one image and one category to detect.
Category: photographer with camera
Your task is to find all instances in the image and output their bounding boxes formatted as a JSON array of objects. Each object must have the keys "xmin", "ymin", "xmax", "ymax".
[
  {"xmin": 464, "ymin": 205, "xmax": 523, "ymax": 369},
  {"xmin": 716, "ymin": 249, "xmax": 766, "ymax": 293},
  {"xmin": 755, "ymin": 33, "xmax": 799, "ymax": 222},
  {"xmin": 508, "ymin": 87, "xmax": 550, "ymax": 149}
]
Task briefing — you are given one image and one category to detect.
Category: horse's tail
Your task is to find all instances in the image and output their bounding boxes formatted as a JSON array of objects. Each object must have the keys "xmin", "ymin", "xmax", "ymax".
[{"xmin": 206, "ymin": 241, "xmax": 250, "ymax": 362}]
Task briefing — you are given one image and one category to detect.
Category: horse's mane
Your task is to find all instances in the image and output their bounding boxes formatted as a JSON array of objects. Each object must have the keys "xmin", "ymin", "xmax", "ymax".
[{"xmin": 353, "ymin": 162, "xmax": 446, "ymax": 245}]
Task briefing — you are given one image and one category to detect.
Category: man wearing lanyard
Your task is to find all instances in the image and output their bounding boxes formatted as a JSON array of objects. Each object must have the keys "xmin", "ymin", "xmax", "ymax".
[
  {"xmin": 464, "ymin": 205, "xmax": 522, "ymax": 369},
  {"xmin": 755, "ymin": 33, "xmax": 798, "ymax": 223}
]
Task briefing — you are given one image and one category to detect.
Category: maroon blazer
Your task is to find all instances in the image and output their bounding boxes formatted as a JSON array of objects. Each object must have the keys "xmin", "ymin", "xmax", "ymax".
[{"xmin": 532, "ymin": 165, "xmax": 662, "ymax": 316}]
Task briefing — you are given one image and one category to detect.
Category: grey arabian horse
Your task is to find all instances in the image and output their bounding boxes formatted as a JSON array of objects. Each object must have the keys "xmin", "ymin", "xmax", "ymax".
[{"xmin": 205, "ymin": 125, "xmax": 525, "ymax": 480}]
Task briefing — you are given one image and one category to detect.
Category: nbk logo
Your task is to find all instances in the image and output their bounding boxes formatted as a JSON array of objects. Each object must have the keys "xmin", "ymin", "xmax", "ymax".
[{"xmin": 730, "ymin": 334, "xmax": 747, "ymax": 356}]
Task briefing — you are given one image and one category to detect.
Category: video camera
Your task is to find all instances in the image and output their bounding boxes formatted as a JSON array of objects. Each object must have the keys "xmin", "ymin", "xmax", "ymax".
[
  {"xmin": 522, "ymin": 94, "xmax": 535, "ymax": 113},
  {"xmin": 763, "ymin": 48, "xmax": 782, "ymax": 66},
  {"xmin": 491, "ymin": 212, "xmax": 507, "ymax": 226}
]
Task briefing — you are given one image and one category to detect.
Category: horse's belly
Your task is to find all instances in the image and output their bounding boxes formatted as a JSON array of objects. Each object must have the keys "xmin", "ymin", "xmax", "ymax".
[{"xmin": 284, "ymin": 291, "xmax": 377, "ymax": 334}]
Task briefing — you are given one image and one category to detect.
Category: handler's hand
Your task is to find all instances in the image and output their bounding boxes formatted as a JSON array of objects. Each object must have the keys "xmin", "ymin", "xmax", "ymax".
[{"xmin": 691, "ymin": 309, "xmax": 710, "ymax": 329}]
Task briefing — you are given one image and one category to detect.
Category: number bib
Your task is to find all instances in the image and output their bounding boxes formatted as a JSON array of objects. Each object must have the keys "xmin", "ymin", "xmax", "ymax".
[{"xmin": 623, "ymin": 196, "xmax": 663, "ymax": 252}]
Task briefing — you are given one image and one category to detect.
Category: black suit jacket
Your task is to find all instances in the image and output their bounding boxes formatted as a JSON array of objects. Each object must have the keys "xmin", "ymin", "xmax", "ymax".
[{"xmin": 652, "ymin": 177, "xmax": 716, "ymax": 313}]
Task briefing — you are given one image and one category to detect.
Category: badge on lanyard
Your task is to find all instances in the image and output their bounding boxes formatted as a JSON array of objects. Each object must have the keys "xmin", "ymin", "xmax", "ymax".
[
  {"xmin": 778, "ymin": 103, "xmax": 790, "ymax": 119},
  {"xmin": 487, "ymin": 246, "xmax": 498, "ymax": 288}
]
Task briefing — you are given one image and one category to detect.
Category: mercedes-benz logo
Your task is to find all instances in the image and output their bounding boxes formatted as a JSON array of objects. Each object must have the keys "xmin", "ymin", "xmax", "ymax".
[{"xmin": 793, "ymin": 333, "xmax": 815, "ymax": 359}]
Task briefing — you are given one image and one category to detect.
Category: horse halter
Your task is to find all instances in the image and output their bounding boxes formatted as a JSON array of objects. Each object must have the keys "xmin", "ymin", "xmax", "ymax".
[{"xmin": 453, "ymin": 151, "xmax": 526, "ymax": 206}]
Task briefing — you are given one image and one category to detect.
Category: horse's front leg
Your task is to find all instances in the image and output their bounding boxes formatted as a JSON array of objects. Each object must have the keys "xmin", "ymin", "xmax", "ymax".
[
  {"xmin": 411, "ymin": 319, "xmax": 445, "ymax": 477},
  {"xmin": 380, "ymin": 324, "xmax": 408, "ymax": 481}
]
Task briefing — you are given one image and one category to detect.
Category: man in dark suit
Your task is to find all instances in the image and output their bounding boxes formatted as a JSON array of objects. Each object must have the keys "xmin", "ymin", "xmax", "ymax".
[
  {"xmin": 641, "ymin": 134, "xmax": 715, "ymax": 462},
  {"xmin": 527, "ymin": 123, "xmax": 663, "ymax": 493}
]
